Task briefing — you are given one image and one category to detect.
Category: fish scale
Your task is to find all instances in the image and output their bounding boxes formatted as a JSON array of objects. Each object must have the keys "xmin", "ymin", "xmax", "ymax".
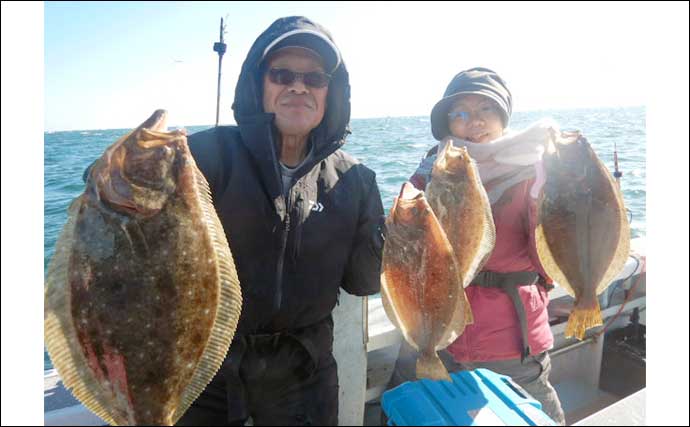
[
  {"xmin": 536, "ymin": 131, "xmax": 629, "ymax": 340},
  {"xmin": 44, "ymin": 110, "xmax": 242, "ymax": 425},
  {"xmin": 424, "ymin": 143, "xmax": 495, "ymax": 365},
  {"xmin": 381, "ymin": 182, "xmax": 465, "ymax": 382}
]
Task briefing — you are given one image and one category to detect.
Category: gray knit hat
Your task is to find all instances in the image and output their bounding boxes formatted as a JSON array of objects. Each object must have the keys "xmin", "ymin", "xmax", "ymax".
[{"xmin": 430, "ymin": 67, "xmax": 512, "ymax": 140}]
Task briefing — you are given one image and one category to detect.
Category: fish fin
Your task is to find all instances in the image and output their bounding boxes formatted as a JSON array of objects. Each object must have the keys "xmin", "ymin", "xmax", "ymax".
[
  {"xmin": 465, "ymin": 194, "xmax": 497, "ymax": 288},
  {"xmin": 436, "ymin": 286, "xmax": 473, "ymax": 349},
  {"xmin": 381, "ymin": 273, "xmax": 421, "ymax": 351},
  {"xmin": 173, "ymin": 166, "xmax": 243, "ymax": 423},
  {"xmin": 535, "ymin": 223, "xmax": 577, "ymax": 298},
  {"xmin": 45, "ymin": 196, "xmax": 120, "ymax": 425},
  {"xmin": 416, "ymin": 351, "xmax": 452, "ymax": 381},
  {"xmin": 380, "ymin": 273, "xmax": 401, "ymax": 331},
  {"xmin": 461, "ymin": 161, "xmax": 496, "ymax": 289},
  {"xmin": 565, "ymin": 298, "xmax": 603, "ymax": 340},
  {"xmin": 595, "ymin": 168, "xmax": 631, "ymax": 295},
  {"xmin": 462, "ymin": 288, "xmax": 474, "ymax": 326}
]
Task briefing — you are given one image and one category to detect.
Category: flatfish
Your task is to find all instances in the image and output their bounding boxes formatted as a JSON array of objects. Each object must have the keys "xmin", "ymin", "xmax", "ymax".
[
  {"xmin": 44, "ymin": 110, "xmax": 242, "ymax": 425},
  {"xmin": 535, "ymin": 131, "xmax": 629, "ymax": 339},
  {"xmin": 426, "ymin": 141, "xmax": 496, "ymax": 331},
  {"xmin": 381, "ymin": 182, "xmax": 465, "ymax": 381}
]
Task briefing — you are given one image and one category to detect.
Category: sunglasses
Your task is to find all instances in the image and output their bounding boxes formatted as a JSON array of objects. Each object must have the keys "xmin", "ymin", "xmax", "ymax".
[{"xmin": 267, "ymin": 68, "xmax": 331, "ymax": 89}]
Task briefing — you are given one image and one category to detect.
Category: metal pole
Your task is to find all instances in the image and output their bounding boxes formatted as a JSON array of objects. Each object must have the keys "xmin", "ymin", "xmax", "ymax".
[
  {"xmin": 213, "ymin": 18, "xmax": 227, "ymax": 127},
  {"xmin": 363, "ymin": 296, "xmax": 369, "ymax": 346},
  {"xmin": 550, "ymin": 336, "xmax": 597, "ymax": 358}
]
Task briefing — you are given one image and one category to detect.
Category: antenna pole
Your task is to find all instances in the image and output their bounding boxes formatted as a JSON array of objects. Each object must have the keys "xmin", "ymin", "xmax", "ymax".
[{"xmin": 213, "ymin": 18, "xmax": 227, "ymax": 127}]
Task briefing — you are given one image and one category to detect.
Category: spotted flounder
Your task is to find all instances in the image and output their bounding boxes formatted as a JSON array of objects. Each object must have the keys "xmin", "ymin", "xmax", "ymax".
[
  {"xmin": 426, "ymin": 142, "xmax": 496, "ymax": 332},
  {"xmin": 44, "ymin": 110, "xmax": 242, "ymax": 425},
  {"xmin": 536, "ymin": 131, "xmax": 629, "ymax": 340},
  {"xmin": 381, "ymin": 182, "xmax": 465, "ymax": 381}
]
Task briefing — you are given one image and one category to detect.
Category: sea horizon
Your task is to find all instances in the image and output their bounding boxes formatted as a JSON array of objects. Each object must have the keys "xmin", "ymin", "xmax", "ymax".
[{"xmin": 44, "ymin": 104, "xmax": 645, "ymax": 134}]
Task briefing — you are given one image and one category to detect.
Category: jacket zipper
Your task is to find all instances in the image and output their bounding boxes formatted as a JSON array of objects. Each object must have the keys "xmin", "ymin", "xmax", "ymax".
[
  {"xmin": 269, "ymin": 126, "xmax": 289, "ymax": 313},
  {"xmin": 274, "ymin": 204, "xmax": 290, "ymax": 311},
  {"xmin": 270, "ymin": 137, "xmax": 335, "ymax": 313}
]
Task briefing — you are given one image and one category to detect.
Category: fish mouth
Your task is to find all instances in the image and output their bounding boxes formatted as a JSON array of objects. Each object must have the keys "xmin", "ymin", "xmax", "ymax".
[
  {"xmin": 135, "ymin": 110, "xmax": 175, "ymax": 149},
  {"xmin": 399, "ymin": 181, "xmax": 423, "ymax": 200},
  {"xmin": 98, "ymin": 109, "xmax": 171, "ymax": 155},
  {"xmin": 94, "ymin": 109, "xmax": 181, "ymax": 218},
  {"xmin": 437, "ymin": 142, "xmax": 468, "ymax": 173},
  {"xmin": 443, "ymin": 142, "xmax": 468, "ymax": 158},
  {"xmin": 141, "ymin": 109, "xmax": 168, "ymax": 132}
]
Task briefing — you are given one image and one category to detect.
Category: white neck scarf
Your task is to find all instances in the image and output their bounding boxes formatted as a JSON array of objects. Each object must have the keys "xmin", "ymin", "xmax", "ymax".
[{"xmin": 418, "ymin": 119, "xmax": 560, "ymax": 204}]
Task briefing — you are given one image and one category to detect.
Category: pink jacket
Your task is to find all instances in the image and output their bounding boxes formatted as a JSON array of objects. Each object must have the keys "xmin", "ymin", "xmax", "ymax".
[{"xmin": 410, "ymin": 172, "xmax": 554, "ymax": 362}]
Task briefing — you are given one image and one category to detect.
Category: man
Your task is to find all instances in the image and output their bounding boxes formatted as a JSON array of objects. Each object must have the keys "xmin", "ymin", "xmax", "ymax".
[{"xmin": 177, "ymin": 16, "xmax": 384, "ymax": 426}]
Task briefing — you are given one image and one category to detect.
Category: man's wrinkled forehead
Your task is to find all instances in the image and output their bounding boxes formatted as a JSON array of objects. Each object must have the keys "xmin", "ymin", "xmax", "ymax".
[{"xmin": 264, "ymin": 46, "xmax": 325, "ymax": 70}]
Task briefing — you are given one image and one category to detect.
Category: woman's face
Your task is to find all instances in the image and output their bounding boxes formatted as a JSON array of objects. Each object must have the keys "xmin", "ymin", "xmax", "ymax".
[{"xmin": 447, "ymin": 94, "xmax": 504, "ymax": 143}]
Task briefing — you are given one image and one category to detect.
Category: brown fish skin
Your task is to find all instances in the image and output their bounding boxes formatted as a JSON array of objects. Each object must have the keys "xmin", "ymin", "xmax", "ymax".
[
  {"xmin": 536, "ymin": 132, "xmax": 629, "ymax": 340},
  {"xmin": 381, "ymin": 182, "xmax": 462, "ymax": 381},
  {"xmin": 45, "ymin": 110, "xmax": 242, "ymax": 425},
  {"xmin": 426, "ymin": 142, "xmax": 496, "ymax": 336}
]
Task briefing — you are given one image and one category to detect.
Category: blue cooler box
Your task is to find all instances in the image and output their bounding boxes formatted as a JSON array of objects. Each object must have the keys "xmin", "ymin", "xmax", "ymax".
[{"xmin": 381, "ymin": 368, "xmax": 556, "ymax": 426}]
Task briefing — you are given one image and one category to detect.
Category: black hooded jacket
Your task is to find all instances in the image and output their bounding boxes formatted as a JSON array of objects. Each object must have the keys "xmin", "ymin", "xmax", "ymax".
[{"xmin": 187, "ymin": 17, "xmax": 384, "ymax": 336}]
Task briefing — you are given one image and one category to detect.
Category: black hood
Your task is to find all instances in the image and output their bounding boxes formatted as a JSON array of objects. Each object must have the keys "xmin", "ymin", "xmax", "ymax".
[{"xmin": 232, "ymin": 16, "xmax": 351, "ymax": 155}]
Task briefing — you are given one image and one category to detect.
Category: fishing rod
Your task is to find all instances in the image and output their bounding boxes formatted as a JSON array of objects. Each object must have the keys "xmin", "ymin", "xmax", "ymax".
[
  {"xmin": 213, "ymin": 17, "xmax": 228, "ymax": 127},
  {"xmin": 613, "ymin": 141, "xmax": 622, "ymax": 188},
  {"xmin": 612, "ymin": 141, "xmax": 632, "ymax": 223}
]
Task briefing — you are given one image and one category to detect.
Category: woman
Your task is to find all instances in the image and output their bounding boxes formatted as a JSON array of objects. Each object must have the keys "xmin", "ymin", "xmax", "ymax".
[{"xmin": 391, "ymin": 67, "xmax": 566, "ymax": 425}]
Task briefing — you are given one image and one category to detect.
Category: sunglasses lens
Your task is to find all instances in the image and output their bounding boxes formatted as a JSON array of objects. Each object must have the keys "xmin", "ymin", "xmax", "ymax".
[
  {"xmin": 269, "ymin": 69, "xmax": 296, "ymax": 85},
  {"xmin": 303, "ymin": 72, "xmax": 330, "ymax": 88}
]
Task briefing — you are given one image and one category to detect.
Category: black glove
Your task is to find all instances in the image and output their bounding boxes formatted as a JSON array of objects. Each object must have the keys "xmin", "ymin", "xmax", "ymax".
[{"xmin": 82, "ymin": 160, "xmax": 97, "ymax": 184}]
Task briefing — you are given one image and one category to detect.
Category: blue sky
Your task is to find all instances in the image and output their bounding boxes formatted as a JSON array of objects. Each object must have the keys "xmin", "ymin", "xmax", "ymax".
[{"xmin": 44, "ymin": 1, "xmax": 671, "ymax": 131}]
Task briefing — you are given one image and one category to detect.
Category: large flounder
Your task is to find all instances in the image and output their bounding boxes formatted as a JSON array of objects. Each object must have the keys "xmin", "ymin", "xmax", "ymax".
[
  {"xmin": 44, "ymin": 110, "xmax": 242, "ymax": 425},
  {"xmin": 381, "ymin": 182, "xmax": 465, "ymax": 381},
  {"xmin": 426, "ymin": 141, "xmax": 496, "ymax": 332},
  {"xmin": 535, "ymin": 131, "xmax": 629, "ymax": 340}
]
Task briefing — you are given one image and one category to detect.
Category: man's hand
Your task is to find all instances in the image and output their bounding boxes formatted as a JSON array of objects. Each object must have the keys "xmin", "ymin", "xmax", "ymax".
[{"xmin": 82, "ymin": 160, "xmax": 97, "ymax": 184}]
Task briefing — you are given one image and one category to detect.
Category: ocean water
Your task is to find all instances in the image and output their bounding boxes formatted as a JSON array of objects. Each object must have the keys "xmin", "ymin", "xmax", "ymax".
[{"xmin": 43, "ymin": 106, "xmax": 646, "ymax": 370}]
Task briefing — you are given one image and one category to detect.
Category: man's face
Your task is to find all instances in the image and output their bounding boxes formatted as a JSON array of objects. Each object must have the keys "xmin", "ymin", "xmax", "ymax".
[
  {"xmin": 447, "ymin": 94, "xmax": 504, "ymax": 144},
  {"xmin": 262, "ymin": 47, "xmax": 329, "ymax": 138}
]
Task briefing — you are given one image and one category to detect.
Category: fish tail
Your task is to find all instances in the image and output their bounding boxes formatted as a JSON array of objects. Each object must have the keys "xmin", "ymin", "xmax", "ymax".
[
  {"xmin": 416, "ymin": 351, "xmax": 452, "ymax": 382},
  {"xmin": 565, "ymin": 298, "xmax": 603, "ymax": 340}
]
